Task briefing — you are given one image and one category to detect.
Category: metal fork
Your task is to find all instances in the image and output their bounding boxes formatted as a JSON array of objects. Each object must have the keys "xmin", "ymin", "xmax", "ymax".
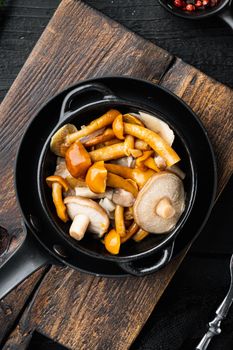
[{"xmin": 196, "ymin": 254, "xmax": 233, "ymax": 350}]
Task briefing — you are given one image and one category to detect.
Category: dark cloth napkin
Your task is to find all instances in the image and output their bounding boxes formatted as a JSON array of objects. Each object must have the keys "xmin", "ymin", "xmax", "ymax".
[{"xmin": 131, "ymin": 176, "xmax": 233, "ymax": 350}]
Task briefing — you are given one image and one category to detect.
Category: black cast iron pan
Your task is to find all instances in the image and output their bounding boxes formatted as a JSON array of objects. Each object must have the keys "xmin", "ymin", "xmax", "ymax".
[
  {"xmin": 159, "ymin": 0, "xmax": 233, "ymax": 29},
  {"xmin": 0, "ymin": 77, "xmax": 217, "ymax": 300}
]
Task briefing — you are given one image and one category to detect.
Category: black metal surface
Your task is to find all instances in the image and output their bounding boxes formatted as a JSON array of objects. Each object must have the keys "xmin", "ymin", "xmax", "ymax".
[
  {"xmin": 119, "ymin": 241, "xmax": 175, "ymax": 276},
  {"xmin": 0, "ymin": 223, "xmax": 49, "ymax": 300},
  {"xmin": 14, "ymin": 76, "xmax": 216, "ymax": 276}
]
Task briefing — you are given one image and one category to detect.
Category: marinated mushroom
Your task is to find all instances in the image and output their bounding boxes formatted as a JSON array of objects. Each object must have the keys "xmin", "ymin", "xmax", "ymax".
[
  {"xmin": 110, "ymin": 156, "xmax": 135, "ymax": 168},
  {"xmin": 121, "ymin": 222, "xmax": 139, "ymax": 243},
  {"xmin": 48, "ymin": 108, "xmax": 185, "ymax": 255},
  {"xmin": 133, "ymin": 172, "xmax": 185, "ymax": 234},
  {"xmin": 154, "ymin": 155, "xmax": 167, "ymax": 170},
  {"xmin": 66, "ymin": 109, "xmax": 121, "ymax": 144},
  {"xmin": 112, "ymin": 188, "xmax": 135, "ymax": 207},
  {"xmin": 132, "ymin": 228, "xmax": 149, "ymax": 242},
  {"xmin": 115, "ymin": 205, "xmax": 126, "ymax": 237},
  {"xmin": 135, "ymin": 151, "xmax": 154, "ymax": 171},
  {"xmin": 105, "ymin": 163, "xmax": 155, "ymax": 189},
  {"xmin": 64, "ymin": 196, "xmax": 109, "ymax": 240},
  {"xmin": 112, "ymin": 113, "xmax": 124, "ymax": 140},
  {"xmin": 137, "ymin": 111, "xmax": 175, "ymax": 146},
  {"xmin": 123, "ymin": 113, "xmax": 144, "ymax": 126},
  {"xmin": 75, "ymin": 187, "xmax": 113, "ymax": 199},
  {"xmin": 144, "ymin": 157, "xmax": 160, "ymax": 172},
  {"xmin": 124, "ymin": 135, "xmax": 134, "ymax": 156},
  {"xmin": 99, "ymin": 197, "xmax": 116, "ymax": 218},
  {"xmin": 50, "ymin": 124, "xmax": 78, "ymax": 156},
  {"xmin": 124, "ymin": 123, "xmax": 180, "ymax": 167},
  {"xmin": 134, "ymin": 139, "xmax": 151, "ymax": 151},
  {"xmin": 54, "ymin": 157, "xmax": 72, "ymax": 178},
  {"xmin": 83, "ymin": 128, "xmax": 115, "ymax": 147},
  {"xmin": 85, "ymin": 161, "xmax": 107, "ymax": 193},
  {"xmin": 106, "ymin": 172, "xmax": 138, "ymax": 197},
  {"xmin": 104, "ymin": 229, "xmax": 121, "ymax": 255},
  {"xmin": 46, "ymin": 175, "xmax": 69, "ymax": 222},
  {"xmin": 65, "ymin": 140, "xmax": 92, "ymax": 178},
  {"xmin": 89, "ymin": 142, "xmax": 125, "ymax": 162}
]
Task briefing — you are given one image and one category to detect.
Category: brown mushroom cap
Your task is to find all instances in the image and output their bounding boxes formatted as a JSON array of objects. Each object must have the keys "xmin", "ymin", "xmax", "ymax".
[
  {"xmin": 50, "ymin": 124, "xmax": 78, "ymax": 156},
  {"xmin": 64, "ymin": 196, "xmax": 109, "ymax": 237},
  {"xmin": 133, "ymin": 172, "xmax": 185, "ymax": 234}
]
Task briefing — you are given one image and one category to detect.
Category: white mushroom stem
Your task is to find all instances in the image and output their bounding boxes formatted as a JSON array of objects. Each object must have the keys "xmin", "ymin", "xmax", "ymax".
[
  {"xmin": 64, "ymin": 196, "xmax": 110, "ymax": 238},
  {"xmin": 155, "ymin": 197, "xmax": 175, "ymax": 219},
  {"xmin": 69, "ymin": 214, "xmax": 90, "ymax": 240}
]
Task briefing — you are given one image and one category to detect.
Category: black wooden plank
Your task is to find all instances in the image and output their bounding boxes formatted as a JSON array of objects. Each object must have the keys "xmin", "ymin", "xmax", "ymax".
[
  {"xmin": 85, "ymin": 0, "xmax": 233, "ymax": 89},
  {"xmin": 0, "ymin": 0, "xmax": 233, "ymax": 105}
]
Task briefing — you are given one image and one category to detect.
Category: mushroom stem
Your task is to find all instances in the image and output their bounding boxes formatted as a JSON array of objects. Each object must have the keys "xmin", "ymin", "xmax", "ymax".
[
  {"xmin": 69, "ymin": 214, "xmax": 90, "ymax": 240},
  {"xmin": 51, "ymin": 182, "xmax": 69, "ymax": 222},
  {"xmin": 155, "ymin": 197, "xmax": 175, "ymax": 219}
]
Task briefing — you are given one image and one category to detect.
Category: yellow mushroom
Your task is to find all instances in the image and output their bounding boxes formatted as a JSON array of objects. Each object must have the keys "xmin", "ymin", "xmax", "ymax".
[
  {"xmin": 130, "ymin": 149, "xmax": 143, "ymax": 158},
  {"xmin": 65, "ymin": 140, "xmax": 92, "ymax": 178},
  {"xmin": 66, "ymin": 109, "xmax": 121, "ymax": 144},
  {"xmin": 121, "ymin": 222, "xmax": 139, "ymax": 243},
  {"xmin": 132, "ymin": 229, "xmax": 149, "ymax": 242},
  {"xmin": 115, "ymin": 205, "xmax": 126, "ymax": 237},
  {"xmin": 124, "ymin": 135, "xmax": 134, "ymax": 156},
  {"xmin": 104, "ymin": 229, "xmax": 121, "ymax": 255},
  {"xmin": 123, "ymin": 114, "xmax": 144, "ymax": 126},
  {"xmin": 124, "ymin": 123, "xmax": 180, "ymax": 167},
  {"xmin": 135, "ymin": 139, "xmax": 151, "ymax": 151},
  {"xmin": 85, "ymin": 161, "xmax": 107, "ymax": 193},
  {"xmin": 135, "ymin": 151, "xmax": 154, "ymax": 170},
  {"xmin": 106, "ymin": 172, "xmax": 138, "ymax": 197},
  {"xmin": 144, "ymin": 157, "xmax": 160, "ymax": 172},
  {"xmin": 83, "ymin": 128, "xmax": 115, "ymax": 147},
  {"xmin": 112, "ymin": 113, "xmax": 124, "ymax": 140},
  {"xmin": 46, "ymin": 175, "xmax": 69, "ymax": 222},
  {"xmin": 89, "ymin": 142, "xmax": 125, "ymax": 162},
  {"xmin": 105, "ymin": 163, "xmax": 155, "ymax": 189}
]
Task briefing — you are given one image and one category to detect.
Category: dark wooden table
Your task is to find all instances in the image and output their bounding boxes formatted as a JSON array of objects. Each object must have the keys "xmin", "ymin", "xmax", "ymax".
[
  {"xmin": 0, "ymin": 1, "xmax": 233, "ymax": 349},
  {"xmin": 0, "ymin": 0, "xmax": 233, "ymax": 104}
]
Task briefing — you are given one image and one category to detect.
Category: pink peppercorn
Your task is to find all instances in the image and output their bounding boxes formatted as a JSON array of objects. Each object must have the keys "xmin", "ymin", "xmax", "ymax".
[
  {"xmin": 195, "ymin": 0, "xmax": 202, "ymax": 6},
  {"xmin": 174, "ymin": 0, "xmax": 183, "ymax": 7},
  {"xmin": 186, "ymin": 3, "xmax": 195, "ymax": 10}
]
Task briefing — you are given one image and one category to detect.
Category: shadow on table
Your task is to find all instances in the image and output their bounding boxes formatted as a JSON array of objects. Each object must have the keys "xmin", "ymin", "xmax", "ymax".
[
  {"xmin": 131, "ymin": 176, "xmax": 233, "ymax": 350},
  {"xmin": 27, "ymin": 331, "xmax": 68, "ymax": 350}
]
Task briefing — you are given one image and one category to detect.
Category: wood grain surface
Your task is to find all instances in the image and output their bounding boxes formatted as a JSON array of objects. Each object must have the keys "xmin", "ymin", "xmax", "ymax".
[
  {"xmin": 0, "ymin": 267, "xmax": 46, "ymax": 345},
  {"xmin": 0, "ymin": 0, "xmax": 232, "ymax": 349},
  {"xmin": 1, "ymin": 0, "xmax": 233, "ymax": 103},
  {"xmin": 161, "ymin": 59, "xmax": 233, "ymax": 196}
]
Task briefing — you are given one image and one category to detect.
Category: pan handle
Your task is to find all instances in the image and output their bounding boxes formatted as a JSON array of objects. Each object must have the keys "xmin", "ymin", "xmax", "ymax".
[
  {"xmin": 218, "ymin": 7, "xmax": 233, "ymax": 30},
  {"xmin": 118, "ymin": 241, "xmax": 175, "ymax": 276},
  {"xmin": 0, "ymin": 223, "xmax": 52, "ymax": 300},
  {"xmin": 59, "ymin": 83, "xmax": 117, "ymax": 121}
]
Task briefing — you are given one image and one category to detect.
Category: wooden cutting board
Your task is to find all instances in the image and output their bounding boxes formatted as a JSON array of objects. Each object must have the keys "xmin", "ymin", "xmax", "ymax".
[{"xmin": 0, "ymin": 1, "xmax": 233, "ymax": 349}]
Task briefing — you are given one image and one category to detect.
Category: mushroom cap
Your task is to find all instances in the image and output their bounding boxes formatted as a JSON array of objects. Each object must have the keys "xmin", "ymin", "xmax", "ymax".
[
  {"xmin": 133, "ymin": 172, "xmax": 185, "ymax": 234},
  {"xmin": 54, "ymin": 157, "xmax": 71, "ymax": 178},
  {"xmin": 137, "ymin": 111, "xmax": 175, "ymax": 146},
  {"xmin": 64, "ymin": 196, "xmax": 109, "ymax": 237},
  {"xmin": 50, "ymin": 124, "xmax": 78, "ymax": 156},
  {"xmin": 112, "ymin": 188, "xmax": 135, "ymax": 207}
]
